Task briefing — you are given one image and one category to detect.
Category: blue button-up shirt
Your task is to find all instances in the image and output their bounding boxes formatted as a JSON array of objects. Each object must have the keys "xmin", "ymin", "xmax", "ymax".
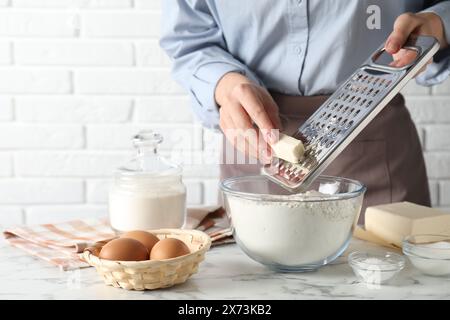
[{"xmin": 160, "ymin": 0, "xmax": 450, "ymax": 129}]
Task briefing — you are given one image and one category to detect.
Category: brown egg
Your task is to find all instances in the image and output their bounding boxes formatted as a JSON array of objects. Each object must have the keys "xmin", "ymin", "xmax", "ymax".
[
  {"xmin": 99, "ymin": 238, "xmax": 149, "ymax": 261},
  {"xmin": 150, "ymin": 238, "xmax": 190, "ymax": 260},
  {"xmin": 120, "ymin": 230, "xmax": 160, "ymax": 253}
]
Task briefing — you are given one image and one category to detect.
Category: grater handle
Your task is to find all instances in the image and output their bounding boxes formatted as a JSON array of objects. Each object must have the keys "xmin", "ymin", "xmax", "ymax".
[{"xmin": 368, "ymin": 35, "xmax": 440, "ymax": 72}]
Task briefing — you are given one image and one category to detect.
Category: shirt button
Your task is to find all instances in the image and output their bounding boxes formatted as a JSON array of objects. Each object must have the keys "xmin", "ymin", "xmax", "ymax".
[
  {"xmin": 295, "ymin": 46, "xmax": 302, "ymax": 54},
  {"xmin": 297, "ymin": 0, "xmax": 302, "ymax": 5}
]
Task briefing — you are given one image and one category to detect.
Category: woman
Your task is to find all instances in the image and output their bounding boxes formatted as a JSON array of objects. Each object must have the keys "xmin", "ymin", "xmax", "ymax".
[{"xmin": 160, "ymin": 1, "xmax": 450, "ymax": 222}]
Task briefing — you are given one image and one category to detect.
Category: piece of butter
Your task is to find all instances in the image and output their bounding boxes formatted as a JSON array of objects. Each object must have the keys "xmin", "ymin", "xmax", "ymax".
[
  {"xmin": 271, "ymin": 133, "xmax": 305, "ymax": 163},
  {"xmin": 365, "ymin": 202, "xmax": 450, "ymax": 247},
  {"xmin": 353, "ymin": 225, "xmax": 399, "ymax": 249}
]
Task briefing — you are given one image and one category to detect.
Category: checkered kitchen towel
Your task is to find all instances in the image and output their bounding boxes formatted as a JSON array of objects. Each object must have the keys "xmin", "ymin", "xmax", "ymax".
[{"xmin": 2, "ymin": 206, "xmax": 233, "ymax": 271}]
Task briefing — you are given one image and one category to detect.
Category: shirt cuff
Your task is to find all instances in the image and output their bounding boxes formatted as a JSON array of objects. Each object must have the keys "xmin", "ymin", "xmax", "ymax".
[
  {"xmin": 416, "ymin": 3, "xmax": 450, "ymax": 86},
  {"xmin": 416, "ymin": 54, "xmax": 450, "ymax": 86},
  {"xmin": 189, "ymin": 61, "xmax": 263, "ymax": 129},
  {"xmin": 422, "ymin": 2, "xmax": 450, "ymax": 46}
]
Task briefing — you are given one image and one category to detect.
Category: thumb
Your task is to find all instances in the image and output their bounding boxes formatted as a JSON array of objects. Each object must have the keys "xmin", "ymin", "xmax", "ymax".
[{"xmin": 386, "ymin": 13, "xmax": 421, "ymax": 54}]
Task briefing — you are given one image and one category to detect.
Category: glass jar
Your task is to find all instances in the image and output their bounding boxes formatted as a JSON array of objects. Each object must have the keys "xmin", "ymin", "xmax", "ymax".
[{"xmin": 109, "ymin": 131, "xmax": 186, "ymax": 232}]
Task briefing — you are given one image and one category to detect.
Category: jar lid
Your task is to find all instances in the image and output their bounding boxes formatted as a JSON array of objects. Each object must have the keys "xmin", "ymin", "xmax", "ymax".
[{"xmin": 116, "ymin": 131, "xmax": 181, "ymax": 178}]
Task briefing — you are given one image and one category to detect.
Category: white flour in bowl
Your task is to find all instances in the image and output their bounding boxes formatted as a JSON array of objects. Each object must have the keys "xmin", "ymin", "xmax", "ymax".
[
  {"xmin": 407, "ymin": 241, "xmax": 450, "ymax": 276},
  {"xmin": 227, "ymin": 193, "xmax": 361, "ymax": 266}
]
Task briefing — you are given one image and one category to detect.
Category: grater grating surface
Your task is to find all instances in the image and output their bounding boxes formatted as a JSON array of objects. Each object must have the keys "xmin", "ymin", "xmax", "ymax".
[{"xmin": 262, "ymin": 36, "xmax": 440, "ymax": 192}]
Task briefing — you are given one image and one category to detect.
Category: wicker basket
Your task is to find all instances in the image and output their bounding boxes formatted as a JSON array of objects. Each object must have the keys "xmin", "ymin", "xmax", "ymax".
[{"xmin": 81, "ymin": 229, "xmax": 211, "ymax": 291}]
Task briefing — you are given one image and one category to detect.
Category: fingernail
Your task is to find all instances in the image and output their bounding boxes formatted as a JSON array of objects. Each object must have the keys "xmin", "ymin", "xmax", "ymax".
[
  {"xmin": 386, "ymin": 41, "xmax": 400, "ymax": 53},
  {"xmin": 265, "ymin": 131, "xmax": 278, "ymax": 144}
]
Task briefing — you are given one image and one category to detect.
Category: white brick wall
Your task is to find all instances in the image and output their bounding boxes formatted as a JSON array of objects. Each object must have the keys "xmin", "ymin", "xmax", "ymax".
[
  {"xmin": 0, "ymin": 69, "xmax": 72, "ymax": 93},
  {"xmin": 0, "ymin": 96, "xmax": 13, "ymax": 120},
  {"xmin": 0, "ymin": 124, "xmax": 83, "ymax": 149},
  {"xmin": 82, "ymin": 11, "xmax": 160, "ymax": 37},
  {"xmin": 134, "ymin": 97, "xmax": 192, "ymax": 122},
  {"xmin": 0, "ymin": 42, "xmax": 11, "ymax": 64},
  {"xmin": 0, "ymin": 153, "xmax": 12, "ymax": 176},
  {"xmin": 0, "ymin": 3, "xmax": 448, "ymax": 227},
  {"xmin": 0, "ymin": 11, "xmax": 78, "ymax": 37},
  {"xmin": 0, "ymin": 206, "xmax": 24, "ymax": 227},
  {"xmin": 14, "ymin": 151, "xmax": 129, "ymax": 177},
  {"xmin": 15, "ymin": 96, "xmax": 133, "ymax": 123},
  {"xmin": 74, "ymin": 70, "xmax": 184, "ymax": 94},
  {"xmin": 12, "ymin": 0, "xmax": 132, "ymax": 8},
  {"xmin": 135, "ymin": 40, "xmax": 171, "ymax": 67},
  {"xmin": 15, "ymin": 41, "xmax": 134, "ymax": 66},
  {"xmin": 0, "ymin": 179, "xmax": 84, "ymax": 204}
]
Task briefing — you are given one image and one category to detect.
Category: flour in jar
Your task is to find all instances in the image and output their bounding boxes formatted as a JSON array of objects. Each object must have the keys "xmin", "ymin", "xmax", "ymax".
[
  {"xmin": 109, "ymin": 189, "xmax": 186, "ymax": 232},
  {"xmin": 228, "ymin": 191, "xmax": 361, "ymax": 266}
]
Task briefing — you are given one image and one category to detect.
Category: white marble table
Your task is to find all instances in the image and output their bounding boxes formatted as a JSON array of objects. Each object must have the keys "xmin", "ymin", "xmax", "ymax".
[{"xmin": 0, "ymin": 239, "xmax": 449, "ymax": 300}]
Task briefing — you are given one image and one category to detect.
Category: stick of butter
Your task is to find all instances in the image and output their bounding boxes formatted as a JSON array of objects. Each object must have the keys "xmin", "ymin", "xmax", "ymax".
[
  {"xmin": 353, "ymin": 225, "xmax": 399, "ymax": 249},
  {"xmin": 365, "ymin": 202, "xmax": 450, "ymax": 248},
  {"xmin": 270, "ymin": 133, "xmax": 305, "ymax": 163}
]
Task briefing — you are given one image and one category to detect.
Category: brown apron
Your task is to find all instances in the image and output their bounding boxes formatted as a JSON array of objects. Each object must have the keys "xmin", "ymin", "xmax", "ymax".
[{"xmin": 220, "ymin": 93, "xmax": 431, "ymax": 224}]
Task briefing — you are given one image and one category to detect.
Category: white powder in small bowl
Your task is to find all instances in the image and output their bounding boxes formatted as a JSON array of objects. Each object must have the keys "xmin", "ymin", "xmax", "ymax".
[
  {"xmin": 227, "ymin": 192, "xmax": 362, "ymax": 268},
  {"xmin": 405, "ymin": 241, "xmax": 450, "ymax": 276},
  {"xmin": 348, "ymin": 253, "xmax": 405, "ymax": 284}
]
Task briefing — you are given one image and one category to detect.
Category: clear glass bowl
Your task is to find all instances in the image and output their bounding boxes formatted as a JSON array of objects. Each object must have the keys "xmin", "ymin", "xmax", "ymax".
[
  {"xmin": 220, "ymin": 175, "xmax": 366, "ymax": 272},
  {"xmin": 403, "ymin": 234, "xmax": 450, "ymax": 277},
  {"xmin": 348, "ymin": 251, "xmax": 405, "ymax": 285}
]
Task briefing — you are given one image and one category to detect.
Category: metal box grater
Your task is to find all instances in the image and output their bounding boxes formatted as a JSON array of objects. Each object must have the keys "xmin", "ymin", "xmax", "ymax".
[{"xmin": 262, "ymin": 35, "xmax": 440, "ymax": 192}]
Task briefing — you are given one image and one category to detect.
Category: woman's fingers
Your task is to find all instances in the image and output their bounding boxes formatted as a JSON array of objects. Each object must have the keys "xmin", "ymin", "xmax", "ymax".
[
  {"xmin": 228, "ymin": 102, "xmax": 254, "ymax": 131},
  {"xmin": 220, "ymin": 107, "xmax": 267, "ymax": 163},
  {"xmin": 216, "ymin": 74, "xmax": 281, "ymax": 163},
  {"xmin": 227, "ymin": 102, "xmax": 268, "ymax": 161},
  {"xmin": 256, "ymin": 134, "xmax": 273, "ymax": 164},
  {"xmin": 264, "ymin": 95, "xmax": 283, "ymax": 132},
  {"xmin": 219, "ymin": 105, "xmax": 234, "ymax": 129},
  {"xmin": 390, "ymin": 48, "xmax": 419, "ymax": 68},
  {"xmin": 235, "ymin": 84, "xmax": 276, "ymax": 144},
  {"xmin": 220, "ymin": 106, "xmax": 271, "ymax": 163},
  {"xmin": 242, "ymin": 129, "xmax": 272, "ymax": 164},
  {"xmin": 242, "ymin": 131, "xmax": 268, "ymax": 163},
  {"xmin": 386, "ymin": 13, "xmax": 422, "ymax": 54}
]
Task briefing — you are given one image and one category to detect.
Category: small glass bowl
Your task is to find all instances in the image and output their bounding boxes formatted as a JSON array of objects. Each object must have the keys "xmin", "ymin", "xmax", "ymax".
[
  {"xmin": 403, "ymin": 234, "xmax": 450, "ymax": 277},
  {"xmin": 348, "ymin": 251, "xmax": 405, "ymax": 285}
]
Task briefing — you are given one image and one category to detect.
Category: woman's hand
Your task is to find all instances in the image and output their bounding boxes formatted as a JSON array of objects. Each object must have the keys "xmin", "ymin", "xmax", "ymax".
[
  {"xmin": 215, "ymin": 72, "xmax": 282, "ymax": 164},
  {"xmin": 386, "ymin": 12, "xmax": 448, "ymax": 69}
]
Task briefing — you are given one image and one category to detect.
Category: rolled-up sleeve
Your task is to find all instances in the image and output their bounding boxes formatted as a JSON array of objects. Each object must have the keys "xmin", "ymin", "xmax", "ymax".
[
  {"xmin": 417, "ymin": 1, "xmax": 450, "ymax": 86},
  {"xmin": 160, "ymin": 0, "xmax": 263, "ymax": 129}
]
